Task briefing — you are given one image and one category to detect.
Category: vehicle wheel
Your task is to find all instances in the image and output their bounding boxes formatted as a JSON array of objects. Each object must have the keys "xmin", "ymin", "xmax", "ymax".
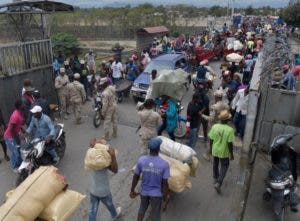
[
  {"xmin": 56, "ymin": 134, "xmax": 66, "ymax": 159},
  {"xmin": 93, "ymin": 111, "xmax": 102, "ymax": 128},
  {"xmin": 133, "ymin": 96, "xmax": 139, "ymax": 103},
  {"xmin": 275, "ymin": 207, "xmax": 285, "ymax": 221},
  {"xmin": 174, "ymin": 121, "xmax": 186, "ymax": 138},
  {"xmin": 16, "ymin": 170, "xmax": 28, "ymax": 186}
]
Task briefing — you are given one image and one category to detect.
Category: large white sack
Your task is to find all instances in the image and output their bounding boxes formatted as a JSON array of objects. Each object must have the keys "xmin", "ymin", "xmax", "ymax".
[
  {"xmin": 226, "ymin": 53, "xmax": 244, "ymax": 63},
  {"xmin": 0, "ymin": 166, "xmax": 66, "ymax": 221},
  {"xmin": 159, "ymin": 154, "xmax": 192, "ymax": 193},
  {"xmin": 158, "ymin": 136, "xmax": 196, "ymax": 161},
  {"xmin": 233, "ymin": 40, "xmax": 243, "ymax": 51}
]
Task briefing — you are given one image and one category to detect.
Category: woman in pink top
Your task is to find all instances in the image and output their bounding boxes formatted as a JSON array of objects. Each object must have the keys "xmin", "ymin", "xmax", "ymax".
[{"xmin": 4, "ymin": 100, "xmax": 24, "ymax": 171}]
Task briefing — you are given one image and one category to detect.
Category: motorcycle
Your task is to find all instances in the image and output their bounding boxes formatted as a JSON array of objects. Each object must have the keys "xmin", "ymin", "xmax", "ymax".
[
  {"xmin": 174, "ymin": 103, "xmax": 187, "ymax": 139},
  {"xmin": 93, "ymin": 91, "xmax": 103, "ymax": 128},
  {"xmin": 263, "ymin": 134, "xmax": 300, "ymax": 221},
  {"xmin": 16, "ymin": 123, "xmax": 66, "ymax": 186}
]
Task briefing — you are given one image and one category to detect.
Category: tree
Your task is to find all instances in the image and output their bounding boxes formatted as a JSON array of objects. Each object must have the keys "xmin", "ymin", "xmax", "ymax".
[
  {"xmin": 282, "ymin": 0, "xmax": 300, "ymax": 26},
  {"xmin": 245, "ymin": 6, "xmax": 255, "ymax": 15},
  {"xmin": 51, "ymin": 32, "xmax": 80, "ymax": 55}
]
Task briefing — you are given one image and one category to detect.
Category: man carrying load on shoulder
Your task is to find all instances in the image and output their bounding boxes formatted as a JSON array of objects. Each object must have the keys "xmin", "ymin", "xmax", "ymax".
[
  {"xmin": 130, "ymin": 137, "xmax": 170, "ymax": 221},
  {"xmin": 88, "ymin": 139, "xmax": 122, "ymax": 221}
]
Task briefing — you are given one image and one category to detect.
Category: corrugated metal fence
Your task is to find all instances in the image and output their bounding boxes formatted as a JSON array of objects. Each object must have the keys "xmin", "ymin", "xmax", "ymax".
[{"xmin": 0, "ymin": 39, "xmax": 52, "ymax": 77}]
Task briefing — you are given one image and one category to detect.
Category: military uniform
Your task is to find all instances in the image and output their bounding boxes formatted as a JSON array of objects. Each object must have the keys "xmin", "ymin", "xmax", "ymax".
[
  {"xmin": 55, "ymin": 74, "xmax": 70, "ymax": 116},
  {"xmin": 102, "ymin": 85, "xmax": 117, "ymax": 140},
  {"xmin": 202, "ymin": 101, "xmax": 229, "ymax": 124},
  {"xmin": 67, "ymin": 80, "xmax": 86, "ymax": 123},
  {"xmin": 138, "ymin": 109, "xmax": 162, "ymax": 155}
]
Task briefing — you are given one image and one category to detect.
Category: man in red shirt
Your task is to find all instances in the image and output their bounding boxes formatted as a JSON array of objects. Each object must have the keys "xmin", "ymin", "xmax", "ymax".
[{"xmin": 4, "ymin": 100, "xmax": 24, "ymax": 171}]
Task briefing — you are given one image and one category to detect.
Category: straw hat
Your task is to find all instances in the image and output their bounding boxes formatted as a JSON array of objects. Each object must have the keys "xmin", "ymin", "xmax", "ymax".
[{"xmin": 218, "ymin": 110, "xmax": 232, "ymax": 121}]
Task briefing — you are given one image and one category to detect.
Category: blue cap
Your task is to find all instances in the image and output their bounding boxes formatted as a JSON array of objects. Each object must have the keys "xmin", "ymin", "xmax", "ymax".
[{"xmin": 148, "ymin": 138, "xmax": 162, "ymax": 150}]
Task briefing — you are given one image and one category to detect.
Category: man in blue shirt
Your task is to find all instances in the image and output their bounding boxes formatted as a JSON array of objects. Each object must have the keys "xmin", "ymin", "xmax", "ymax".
[
  {"xmin": 282, "ymin": 64, "xmax": 295, "ymax": 91},
  {"xmin": 126, "ymin": 59, "xmax": 138, "ymax": 81},
  {"xmin": 26, "ymin": 105, "xmax": 59, "ymax": 164},
  {"xmin": 295, "ymin": 54, "xmax": 300, "ymax": 66}
]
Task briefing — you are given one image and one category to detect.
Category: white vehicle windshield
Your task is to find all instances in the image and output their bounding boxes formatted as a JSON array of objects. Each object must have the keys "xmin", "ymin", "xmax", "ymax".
[{"xmin": 144, "ymin": 60, "xmax": 173, "ymax": 73}]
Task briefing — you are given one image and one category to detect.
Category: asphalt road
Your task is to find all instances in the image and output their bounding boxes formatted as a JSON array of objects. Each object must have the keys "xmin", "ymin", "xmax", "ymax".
[{"xmin": 0, "ymin": 60, "xmax": 299, "ymax": 221}]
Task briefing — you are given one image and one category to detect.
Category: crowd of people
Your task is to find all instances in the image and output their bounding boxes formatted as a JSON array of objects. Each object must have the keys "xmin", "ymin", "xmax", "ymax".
[{"xmin": 1, "ymin": 17, "xmax": 299, "ymax": 221}]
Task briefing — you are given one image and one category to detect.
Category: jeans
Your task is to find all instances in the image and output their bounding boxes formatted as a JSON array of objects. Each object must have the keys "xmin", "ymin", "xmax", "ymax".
[
  {"xmin": 138, "ymin": 195, "xmax": 162, "ymax": 221},
  {"xmin": 187, "ymin": 127, "xmax": 199, "ymax": 149},
  {"xmin": 5, "ymin": 138, "xmax": 21, "ymax": 169},
  {"xmin": 89, "ymin": 193, "xmax": 118, "ymax": 221},
  {"xmin": 157, "ymin": 119, "xmax": 175, "ymax": 141},
  {"xmin": 213, "ymin": 157, "xmax": 230, "ymax": 186},
  {"xmin": 233, "ymin": 111, "xmax": 246, "ymax": 138},
  {"xmin": 46, "ymin": 147, "xmax": 58, "ymax": 160}
]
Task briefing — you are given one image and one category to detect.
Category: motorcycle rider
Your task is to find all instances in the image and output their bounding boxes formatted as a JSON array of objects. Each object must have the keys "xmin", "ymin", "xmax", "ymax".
[
  {"xmin": 99, "ymin": 77, "xmax": 118, "ymax": 140},
  {"xmin": 26, "ymin": 105, "xmax": 59, "ymax": 165},
  {"xmin": 67, "ymin": 73, "xmax": 86, "ymax": 124}
]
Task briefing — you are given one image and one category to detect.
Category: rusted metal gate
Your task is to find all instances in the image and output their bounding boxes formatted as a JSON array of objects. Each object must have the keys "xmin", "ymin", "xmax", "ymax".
[{"xmin": 0, "ymin": 39, "xmax": 52, "ymax": 76}]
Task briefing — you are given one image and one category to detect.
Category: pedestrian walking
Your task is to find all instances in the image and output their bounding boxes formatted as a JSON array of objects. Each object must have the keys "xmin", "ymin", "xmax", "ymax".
[
  {"xmin": 208, "ymin": 110, "xmax": 235, "ymax": 193},
  {"xmin": 85, "ymin": 49, "xmax": 96, "ymax": 72},
  {"xmin": 232, "ymin": 86, "xmax": 249, "ymax": 139},
  {"xmin": 157, "ymin": 96, "xmax": 177, "ymax": 141},
  {"xmin": 201, "ymin": 90, "xmax": 229, "ymax": 161},
  {"xmin": 67, "ymin": 73, "xmax": 86, "ymax": 124},
  {"xmin": 55, "ymin": 67, "xmax": 70, "ymax": 119},
  {"xmin": 0, "ymin": 108, "xmax": 9, "ymax": 163},
  {"xmin": 130, "ymin": 138, "xmax": 170, "ymax": 221},
  {"xmin": 111, "ymin": 58, "xmax": 123, "ymax": 84},
  {"xmin": 137, "ymin": 99, "xmax": 162, "ymax": 155},
  {"xmin": 87, "ymin": 139, "xmax": 122, "ymax": 221},
  {"xmin": 186, "ymin": 93, "xmax": 202, "ymax": 149},
  {"xmin": 100, "ymin": 78, "xmax": 118, "ymax": 140},
  {"xmin": 4, "ymin": 100, "xmax": 24, "ymax": 171}
]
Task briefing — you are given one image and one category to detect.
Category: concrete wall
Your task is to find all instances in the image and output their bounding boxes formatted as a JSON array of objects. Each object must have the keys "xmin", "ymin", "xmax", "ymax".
[{"xmin": 0, "ymin": 66, "xmax": 57, "ymax": 122}]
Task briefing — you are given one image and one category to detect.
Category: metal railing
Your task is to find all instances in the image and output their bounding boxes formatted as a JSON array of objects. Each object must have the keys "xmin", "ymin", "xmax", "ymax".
[{"xmin": 0, "ymin": 39, "xmax": 52, "ymax": 77}]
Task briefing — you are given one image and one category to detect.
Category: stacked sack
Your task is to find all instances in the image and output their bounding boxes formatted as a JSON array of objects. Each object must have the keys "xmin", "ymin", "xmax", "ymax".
[
  {"xmin": 1, "ymin": 166, "xmax": 85, "ymax": 221},
  {"xmin": 157, "ymin": 136, "xmax": 200, "ymax": 192}
]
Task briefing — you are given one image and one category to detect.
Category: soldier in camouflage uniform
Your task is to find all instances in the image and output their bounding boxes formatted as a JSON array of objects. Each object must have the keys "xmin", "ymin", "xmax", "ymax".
[
  {"xmin": 100, "ymin": 78, "xmax": 118, "ymax": 140},
  {"xmin": 55, "ymin": 68, "xmax": 70, "ymax": 119},
  {"xmin": 137, "ymin": 99, "xmax": 162, "ymax": 155},
  {"xmin": 67, "ymin": 73, "xmax": 86, "ymax": 124}
]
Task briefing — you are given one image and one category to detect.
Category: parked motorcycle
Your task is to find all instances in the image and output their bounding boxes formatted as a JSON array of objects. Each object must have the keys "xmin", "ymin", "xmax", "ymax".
[
  {"xmin": 263, "ymin": 134, "xmax": 299, "ymax": 221},
  {"xmin": 93, "ymin": 91, "xmax": 103, "ymax": 128},
  {"xmin": 16, "ymin": 123, "xmax": 66, "ymax": 186}
]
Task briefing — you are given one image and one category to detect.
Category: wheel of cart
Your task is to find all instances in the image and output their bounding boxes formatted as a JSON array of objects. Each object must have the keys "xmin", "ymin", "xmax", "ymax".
[{"xmin": 115, "ymin": 79, "xmax": 133, "ymax": 103}]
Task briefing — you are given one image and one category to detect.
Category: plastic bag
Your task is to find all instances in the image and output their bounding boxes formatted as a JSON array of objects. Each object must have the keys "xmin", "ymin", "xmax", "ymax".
[
  {"xmin": 39, "ymin": 190, "xmax": 86, "ymax": 221},
  {"xmin": 226, "ymin": 53, "xmax": 244, "ymax": 63},
  {"xmin": 158, "ymin": 136, "xmax": 196, "ymax": 161},
  {"xmin": 84, "ymin": 143, "xmax": 112, "ymax": 171},
  {"xmin": 0, "ymin": 166, "xmax": 66, "ymax": 221},
  {"xmin": 160, "ymin": 154, "xmax": 192, "ymax": 193}
]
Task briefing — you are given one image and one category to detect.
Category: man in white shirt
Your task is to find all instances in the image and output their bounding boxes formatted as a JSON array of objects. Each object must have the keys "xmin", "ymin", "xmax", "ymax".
[
  {"xmin": 111, "ymin": 58, "xmax": 123, "ymax": 84},
  {"xmin": 231, "ymin": 86, "xmax": 249, "ymax": 139}
]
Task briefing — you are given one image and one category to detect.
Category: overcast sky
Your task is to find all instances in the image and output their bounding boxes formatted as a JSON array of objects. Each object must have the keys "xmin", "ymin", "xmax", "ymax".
[{"xmin": 0, "ymin": 0, "xmax": 290, "ymax": 8}]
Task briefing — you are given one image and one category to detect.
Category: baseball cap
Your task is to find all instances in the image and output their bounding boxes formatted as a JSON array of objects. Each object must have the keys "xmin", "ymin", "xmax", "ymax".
[
  {"xmin": 30, "ymin": 105, "xmax": 43, "ymax": 114},
  {"xmin": 148, "ymin": 138, "xmax": 162, "ymax": 150}
]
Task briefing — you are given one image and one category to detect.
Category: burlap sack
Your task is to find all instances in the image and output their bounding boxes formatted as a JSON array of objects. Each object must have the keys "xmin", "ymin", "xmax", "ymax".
[
  {"xmin": 39, "ymin": 190, "xmax": 86, "ymax": 221},
  {"xmin": 159, "ymin": 154, "xmax": 192, "ymax": 193},
  {"xmin": 0, "ymin": 166, "xmax": 66, "ymax": 221},
  {"xmin": 189, "ymin": 156, "xmax": 200, "ymax": 177},
  {"xmin": 84, "ymin": 143, "xmax": 112, "ymax": 171}
]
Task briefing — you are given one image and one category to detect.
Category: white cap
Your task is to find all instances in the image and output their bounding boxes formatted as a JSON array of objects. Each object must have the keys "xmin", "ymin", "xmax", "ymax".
[
  {"xmin": 64, "ymin": 60, "xmax": 69, "ymax": 65},
  {"xmin": 80, "ymin": 60, "xmax": 85, "ymax": 64},
  {"xmin": 60, "ymin": 67, "xmax": 65, "ymax": 73},
  {"xmin": 30, "ymin": 105, "xmax": 42, "ymax": 114},
  {"xmin": 74, "ymin": 73, "xmax": 80, "ymax": 79}
]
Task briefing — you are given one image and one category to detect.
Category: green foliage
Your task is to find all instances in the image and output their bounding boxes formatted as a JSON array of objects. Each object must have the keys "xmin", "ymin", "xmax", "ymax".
[
  {"xmin": 51, "ymin": 32, "xmax": 80, "ymax": 55},
  {"xmin": 244, "ymin": 6, "xmax": 255, "ymax": 15},
  {"xmin": 282, "ymin": 1, "xmax": 300, "ymax": 26}
]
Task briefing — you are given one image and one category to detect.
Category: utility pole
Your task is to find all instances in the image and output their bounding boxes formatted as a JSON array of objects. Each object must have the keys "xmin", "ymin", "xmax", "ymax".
[{"xmin": 231, "ymin": 0, "xmax": 235, "ymax": 18}]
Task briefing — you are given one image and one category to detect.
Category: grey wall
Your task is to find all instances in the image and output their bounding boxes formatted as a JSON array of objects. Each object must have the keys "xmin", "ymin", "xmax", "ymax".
[{"xmin": 0, "ymin": 67, "xmax": 57, "ymax": 122}]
